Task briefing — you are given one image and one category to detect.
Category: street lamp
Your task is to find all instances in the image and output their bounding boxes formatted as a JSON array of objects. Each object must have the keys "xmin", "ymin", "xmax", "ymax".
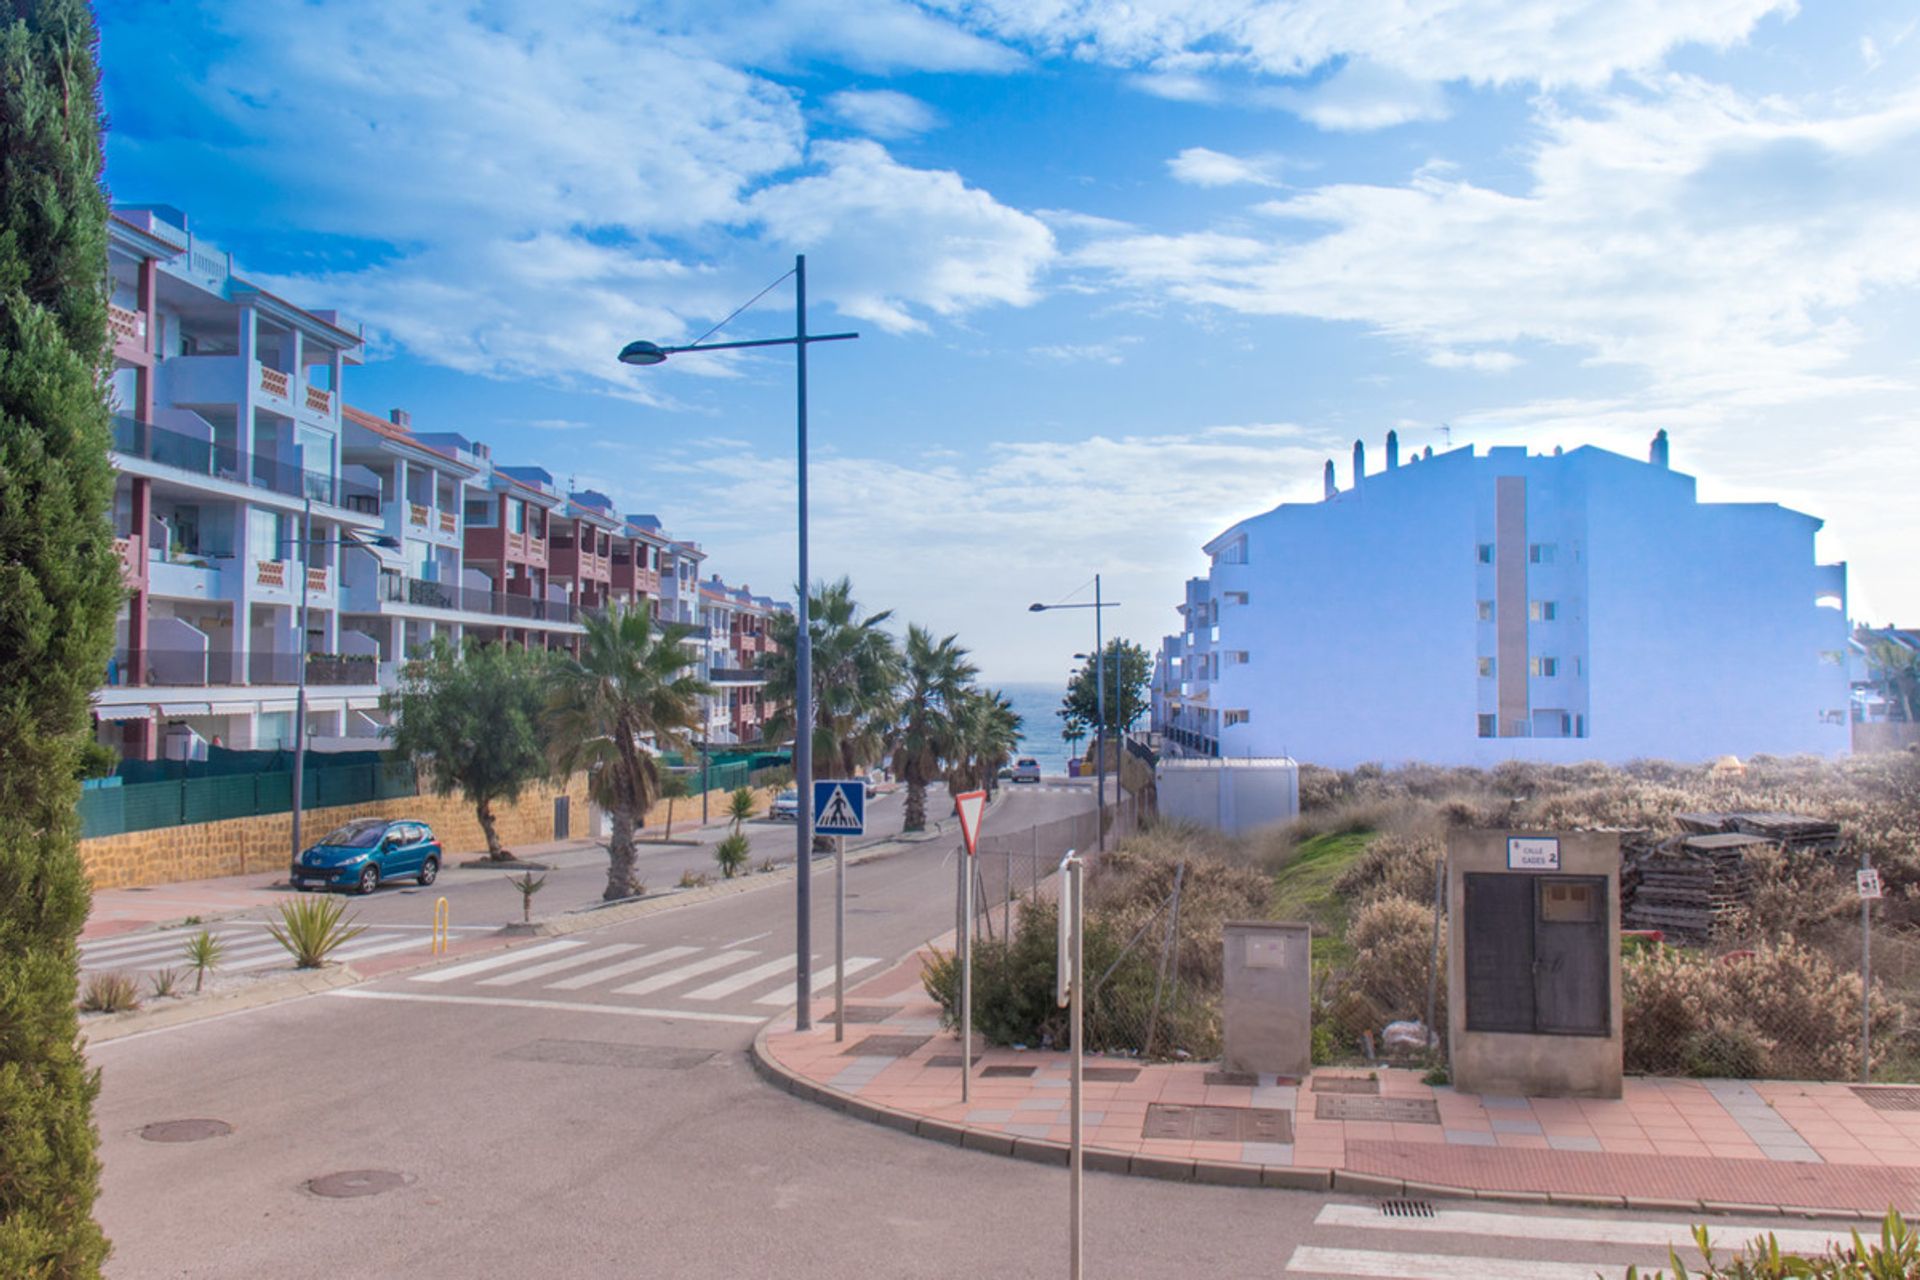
[
  {"xmin": 619, "ymin": 255, "xmax": 858, "ymax": 1032},
  {"xmin": 1029, "ymin": 575, "xmax": 1120, "ymax": 853},
  {"xmin": 285, "ymin": 494, "xmax": 398, "ymax": 871}
]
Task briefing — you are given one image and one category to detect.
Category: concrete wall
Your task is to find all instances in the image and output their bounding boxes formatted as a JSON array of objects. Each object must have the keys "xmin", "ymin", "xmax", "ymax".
[
  {"xmin": 1855, "ymin": 722, "xmax": 1920, "ymax": 754},
  {"xmin": 1155, "ymin": 759, "xmax": 1299, "ymax": 834}
]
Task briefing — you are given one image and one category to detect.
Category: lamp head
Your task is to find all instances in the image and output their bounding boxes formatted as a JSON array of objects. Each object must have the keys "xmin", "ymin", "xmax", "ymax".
[
  {"xmin": 618, "ymin": 340, "xmax": 669, "ymax": 367},
  {"xmin": 1028, "ymin": 603, "xmax": 1047, "ymax": 612},
  {"xmin": 370, "ymin": 534, "xmax": 400, "ymax": 549}
]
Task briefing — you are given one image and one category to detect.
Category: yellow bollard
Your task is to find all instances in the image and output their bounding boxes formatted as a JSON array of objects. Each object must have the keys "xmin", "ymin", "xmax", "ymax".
[{"xmin": 431, "ymin": 896, "xmax": 450, "ymax": 954}]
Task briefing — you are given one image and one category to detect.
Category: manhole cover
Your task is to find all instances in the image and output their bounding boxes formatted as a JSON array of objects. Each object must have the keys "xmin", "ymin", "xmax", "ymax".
[
  {"xmin": 1314, "ymin": 1095, "xmax": 1440, "ymax": 1124},
  {"xmin": 1312, "ymin": 1076, "xmax": 1380, "ymax": 1094},
  {"xmin": 839, "ymin": 1034, "xmax": 929, "ymax": 1058},
  {"xmin": 1082, "ymin": 1067, "xmax": 1140, "ymax": 1083},
  {"xmin": 1381, "ymin": 1199, "xmax": 1435, "ymax": 1219},
  {"xmin": 1203, "ymin": 1070, "xmax": 1303, "ymax": 1087},
  {"xmin": 139, "ymin": 1119, "xmax": 232, "ymax": 1143},
  {"xmin": 839, "ymin": 1005, "xmax": 895, "ymax": 1024},
  {"xmin": 927, "ymin": 1053, "xmax": 983, "ymax": 1068},
  {"xmin": 980, "ymin": 1064, "xmax": 1035, "ymax": 1078},
  {"xmin": 307, "ymin": 1170, "xmax": 408, "ymax": 1199},
  {"xmin": 1142, "ymin": 1104, "xmax": 1294, "ymax": 1142},
  {"xmin": 1852, "ymin": 1086, "xmax": 1920, "ymax": 1112},
  {"xmin": 501, "ymin": 1040, "xmax": 714, "ymax": 1070}
]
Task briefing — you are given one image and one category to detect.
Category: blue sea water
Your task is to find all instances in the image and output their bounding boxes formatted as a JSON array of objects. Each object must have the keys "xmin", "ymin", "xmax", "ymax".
[{"xmin": 995, "ymin": 680, "xmax": 1075, "ymax": 776}]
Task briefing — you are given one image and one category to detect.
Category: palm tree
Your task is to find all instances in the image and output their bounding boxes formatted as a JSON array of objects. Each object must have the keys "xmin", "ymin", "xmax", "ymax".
[
  {"xmin": 891, "ymin": 624, "xmax": 977, "ymax": 831},
  {"xmin": 761, "ymin": 577, "xmax": 902, "ymax": 779},
  {"xmin": 948, "ymin": 687, "xmax": 1023, "ymax": 800},
  {"xmin": 1060, "ymin": 713, "xmax": 1088, "ymax": 767},
  {"xmin": 545, "ymin": 603, "xmax": 711, "ymax": 901},
  {"xmin": 1867, "ymin": 637, "xmax": 1920, "ymax": 722}
]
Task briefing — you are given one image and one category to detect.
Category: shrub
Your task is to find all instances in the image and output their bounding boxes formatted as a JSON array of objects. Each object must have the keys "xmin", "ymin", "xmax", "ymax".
[
  {"xmin": 183, "ymin": 929, "xmax": 225, "ymax": 993},
  {"xmin": 678, "ymin": 869, "xmax": 711, "ymax": 889},
  {"xmin": 79, "ymin": 973, "xmax": 141, "ymax": 1015},
  {"xmin": 147, "ymin": 969, "xmax": 183, "ymax": 1000},
  {"xmin": 1331, "ymin": 833, "xmax": 1443, "ymax": 908},
  {"xmin": 714, "ymin": 832, "xmax": 751, "ymax": 880},
  {"xmin": 510, "ymin": 870, "xmax": 547, "ymax": 924},
  {"xmin": 267, "ymin": 896, "xmax": 367, "ymax": 969},
  {"xmin": 1623, "ymin": 1208, "xmax": 1918, "ymax": 1278}
]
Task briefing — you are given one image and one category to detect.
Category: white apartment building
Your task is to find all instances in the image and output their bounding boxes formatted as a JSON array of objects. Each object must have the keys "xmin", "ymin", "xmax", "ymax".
[{"xmin": 1153, "ymin": 432, "xmax": 1852, "ymax": 768}]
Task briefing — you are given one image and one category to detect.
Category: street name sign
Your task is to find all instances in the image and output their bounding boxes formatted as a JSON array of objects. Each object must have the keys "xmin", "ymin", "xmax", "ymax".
[
  {"xmin": 1507, "ymin": 836, "xmax": 1561, "ymax": 870},
  {"xmin": 1860, "ymin": 867, "xmax": 1884, "ymax": 900},
  {"xmin": 955, "ymin": 790, "xmax": 987, "ymax": 856},
  {"xmin": 813, "ymin": 779, "xmax": 866, "ymax": 836}
]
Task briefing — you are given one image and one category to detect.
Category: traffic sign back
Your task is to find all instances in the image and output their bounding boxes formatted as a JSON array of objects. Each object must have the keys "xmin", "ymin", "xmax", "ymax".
[{"xmin": 813, "ymin": 779, "xmax": 866, "ymax": 836}]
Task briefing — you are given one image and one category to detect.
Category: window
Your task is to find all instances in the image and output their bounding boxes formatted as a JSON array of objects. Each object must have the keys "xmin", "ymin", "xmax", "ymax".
[
  {"xmin": 1574, "ymin": 656, "xmax": 1584, "ymax": 676},
  {"xmin": 248, "ymin": 508, "xmax": 283, "ymax": 560},
  {"xmin": 1477, "ymin": 657, "xmax": 1494, "ymax": 678},
  {"xmin": 1530, "ymin": 657, "xmax": 1558, "ymax": 677},
  {"xmin": 1477, "ymin": 600, "xmax": 1493, "ymax": 622},
  {"xmin": 1477, "ymin": 714, "xmax": 1496, "ymax": 738},
  {"xmin": 506, "ymin": 498, "xmax": 525, "ymax": 534},
  {"xmin": 1528, "ymin": 543, "xmax": 1556, "ymax": 564},
  {"xmin": 1819, "ymin": 650, "xmax": 1844, "ymax": 666},
  {"xmin": 1223, "ymin": 591, "xmax": 1249, "ymax": 606},
  {"xmin": 464, "ymin": 497, "xmax": 495, "ymax": 527},
  {"xmin": 1223, "ymin": 710, "xmax": 1250, "ymax": 727},
  {"xmin": 1476, "ymin": 543, "xmax": 1494, "ymax": 564},
  {"xmin": 1529, "ymin": 600, "xmax": 1557, "ymax": 621},
  {"xmin": 1213, "ymin": 536, "xmax": 1248, "ymax": 566}
]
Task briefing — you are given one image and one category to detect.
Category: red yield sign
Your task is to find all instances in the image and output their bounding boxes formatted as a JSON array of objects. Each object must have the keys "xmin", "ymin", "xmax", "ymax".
[{"xmin": 955, "ymin": 790, "xmax": 987, "ymax": 857}]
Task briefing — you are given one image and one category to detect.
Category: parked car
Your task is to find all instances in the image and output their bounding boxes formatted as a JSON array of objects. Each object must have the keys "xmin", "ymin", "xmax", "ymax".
[
  {"xmin": 291, "ymin": 818, "xmax": 441, "ymax": 894},
  {"xmin": 770, "ymin": 789, "xmax": 800, "ymax": 821},
  {"xmin": 1011, "ymin": 757, "xmax": 1042, "ymax": 784}
]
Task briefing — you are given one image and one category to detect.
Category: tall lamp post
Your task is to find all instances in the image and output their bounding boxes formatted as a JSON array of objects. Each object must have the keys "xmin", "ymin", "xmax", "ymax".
[
  {"xmin": 1029, "ymin": 575, "xmax": 1120, "ymax": 853},
  {"xmin": 287, "ymin": 494, "xmax": 397, "ymax": 867},
  {"xmin": 619, "ymin": 255, "xmax": 858, "ymax": 1032}
]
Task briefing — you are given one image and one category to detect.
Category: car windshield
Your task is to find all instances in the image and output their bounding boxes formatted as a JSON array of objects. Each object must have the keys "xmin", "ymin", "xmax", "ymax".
[{"xmin": 320, "ymin": 821, "xmax": 388, "ymax": 849}]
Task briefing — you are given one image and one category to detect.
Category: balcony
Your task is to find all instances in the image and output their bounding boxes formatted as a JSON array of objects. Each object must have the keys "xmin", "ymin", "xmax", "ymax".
[
  {"xmin": 147, "ymin": 558, "xmax": 222, "ymax": 600},
  {"xmin": 709, "ymin": 666, "xmax": 763, "ymax": 684},
  {"xmin": 408, "ymin": 503, "xmax": 430, "ymax": 529},
  {"xmin": 307, "ymin": 566, "xmax": 329, "ymax": 594},
  {"xmin": 115, "ymin": 536, "xmax": 143, "ymax": 589},
  {"xmin": 378, "ymin": 574, "xmax": 589, "ymax": 626},
  {"xmin": 103, "ymin": 649, "xmax": 376, "ymax": 688},
  {"xmin": 256, "ymin": 559, "xmax": 287, "ymax": 588},
  {"xmin": 108, "ymin": 303, "xmax": 147, "ymax": 348},
  {"xmin": 304, "ymin": 384, "xmax": 333, "ymax": 416},
  {"xmin": 111, "ymin": 416, "xmax": 380, "ymax": 514},
  {"xmin": 258, "ymin": 364, "xmax": 290, "ymax": 400},
  {"xmin": 438, "ymin": 510, "xmax": 457, "ymax": 535}
]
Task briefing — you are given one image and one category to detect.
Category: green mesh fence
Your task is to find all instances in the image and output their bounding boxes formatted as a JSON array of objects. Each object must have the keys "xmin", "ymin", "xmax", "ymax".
[{"xmin": 77, "ymin": 760, "xmax": 420, "ymax": 838}]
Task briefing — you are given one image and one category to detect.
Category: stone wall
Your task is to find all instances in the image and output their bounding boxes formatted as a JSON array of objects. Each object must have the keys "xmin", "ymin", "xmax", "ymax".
[{"xmin": 1854, "ymin": 721, "xmax": 1920, "ymax": 755}]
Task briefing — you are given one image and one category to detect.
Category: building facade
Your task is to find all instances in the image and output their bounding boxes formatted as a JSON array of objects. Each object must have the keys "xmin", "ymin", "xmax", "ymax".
[
  {"xmin": 96, "ymin": 203, "xmax": 780, "ymax": 761},
  {"xmin": 1153, "ymin": 432, "xmax": 1851, "ymax": 768}
]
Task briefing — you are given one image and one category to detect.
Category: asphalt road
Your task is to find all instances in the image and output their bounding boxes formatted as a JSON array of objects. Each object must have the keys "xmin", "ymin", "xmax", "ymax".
[{"xmin": 86, "ymin": 782, "xmax": 1858, "ymax": 1278}]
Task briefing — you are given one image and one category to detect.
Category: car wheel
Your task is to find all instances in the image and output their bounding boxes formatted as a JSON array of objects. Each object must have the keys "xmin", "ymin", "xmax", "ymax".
[
  {"xmin": 418, "ymin": 856, "xmax": 439, "ymax": 886},
  {"xmin": 357, "ymin": 864, "xmax": 380, "ymax": 895}
]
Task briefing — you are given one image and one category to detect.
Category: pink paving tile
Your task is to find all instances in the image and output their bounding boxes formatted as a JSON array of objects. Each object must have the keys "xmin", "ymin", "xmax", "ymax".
[
  {"xmin": 1597, "ymin": 1139, "xmax": 1659, "ymax": 1155},
  {"xmin": 1190, "ymin": 1141, "xmax": 1243, "ymax": 1162},
  {"xmin": 1390, "ymin": 1124, "xmax": 1446, "ymax": 1144},
  {"xmin": 1340, "ymin": 1120, "xmax": 1397, "ymax": 1142},
  {"xmin": 1494, "ymin": 1134, "xmax": 1551, "ymax": 1150}
]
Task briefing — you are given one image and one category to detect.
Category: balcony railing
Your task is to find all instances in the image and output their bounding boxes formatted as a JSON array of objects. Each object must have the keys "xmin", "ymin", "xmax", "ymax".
[
  {"xmin": 438, "ymin": 510, "xmax": 457, "ymax": 535},
  {"xmin": 104, "ymin": 649, "xmax": 377, "ymax": 689},
  {"xmin": 381, "ymin": 574, "xmax": 595, "ymax": 626},
  {"xmin": 111, "ymin": 415, "xmax": 379, "ymax": 514},
  {"xmin": 307, "ymin": 566, "xmax": 329, "ymax": 593},
  {"xmin": 256, "ymin": 559, "xmax": 286, "ymax": 588},
  {"xmin": 108, "ymin": 303, "xmax": 146, "ymax": 345},
  {"xmin": 114, "ymin": 536, "xmax": 141, "ymax": 587},
  {"xmin": 259, "ymin": 365, "xmax": 290, "ymax": 399},
  {"xmin": 709, "ymin": 667, "xmax": 763, "ymax": 684},
  {"xmin": 305, "ymin": 384, "xmax": 332, "ymax": 415},
  {"xmin": 409, "ymin": 503, "xmax": 430, "ymax": 527}
]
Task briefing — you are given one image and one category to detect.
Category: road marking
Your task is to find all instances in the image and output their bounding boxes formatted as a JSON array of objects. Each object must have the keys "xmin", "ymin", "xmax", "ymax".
[
  {"xmin": 328, "ymin": 988, "xmax": 763, "ymax": 1025},
  {"xmin": 329, "ymin": 935, "xmax": 441, "ymax": 965},
  {"xmin": 754, "ymin": 956, "xmax": 881, "ymax": 1005},
  {"xmin": 611, "ymin": 950, "xmax": 757, "ymax": 996},
  {"xmin": 477, "ymin": 944, "xmax": 641, "ymax": 988},
  {"xmin": 81, "ymin": 933, "xmax": 197, "ymax": 961},
  {"xmin": 721, "ymin": 930, "xmax": 773, "ymax": 949},
  {"xmin": 80, "ymin": 938, "xmax": 204, "ymax": 969},
  {"xmin": 1312, "ymin": 1205, "xmax": 1853, "ymax": 1255},
  {"xmin": 411, "ymin": 940, "xmax": 585, "ymax": 983},
  {"xmin": 1287, "ymin": 1246, "xmax": 1650, "ymax": 1279},
  {"xmin": 545, "ymin": 947, "xmax": 699, "ymax": 991},
  {"xmin": 205, "ymin": 941, "xmax": 311, "ymax": 972},
  {"xmin": 683, "ymin": 956, "xmax": 797, "ymax": 1000}
]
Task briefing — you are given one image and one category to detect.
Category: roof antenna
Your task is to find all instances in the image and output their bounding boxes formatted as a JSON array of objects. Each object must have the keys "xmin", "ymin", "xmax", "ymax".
[{"xmin": 1439, "ymin": 423, "xmax": 1453, "ymax": 448}]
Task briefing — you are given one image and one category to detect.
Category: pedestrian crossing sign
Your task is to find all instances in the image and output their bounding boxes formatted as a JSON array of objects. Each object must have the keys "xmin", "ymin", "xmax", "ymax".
[{"xmin": 813, "ymin": 779, "xmax": 866, "ymax": 835}]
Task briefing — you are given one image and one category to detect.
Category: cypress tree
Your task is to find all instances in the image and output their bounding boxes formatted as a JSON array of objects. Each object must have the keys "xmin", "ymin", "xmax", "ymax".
[{"xmin": 0, "ymin": 0, "xmax": 121, "ymax": 1273}]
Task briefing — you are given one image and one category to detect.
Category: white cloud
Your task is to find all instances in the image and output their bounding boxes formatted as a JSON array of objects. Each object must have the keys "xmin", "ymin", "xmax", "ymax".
[
  {"xmin": 826, "ymin": 88, "xmax": 943, "ymax": 138},
  {"xmin": 746, "ymin": 140, "xmax": 1056, "ymax": 333},
  {"xmin": 1029, "ymin": 338, "xmax": 1140, "ymax": 364},
  {"xmin": 1167, "ymin": 147, "xmax": 1287, "ymax": 187},
  {"xmin": 1427, "ymin": 349, "xmax": 1521, "ymax": 373},
  {"xmin": 1260, "ymin": 59, "xmax": 1451, "ymax": 130},
  {"xmin": 1077, "ymin": 76, "xmax": 1920, "ymax": 405}
]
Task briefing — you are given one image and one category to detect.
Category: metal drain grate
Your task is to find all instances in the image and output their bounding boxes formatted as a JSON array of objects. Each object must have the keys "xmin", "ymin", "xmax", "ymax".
[
  {"xmin": 1142, "ymin": 1104, "xmax": 1294, "ymax": 1143},
  {"xmin": 1852, "ymin": 1085, "xmax": 1920, "ymax": 1112},
  {"xmin": 980, "ymin": 1064, "xmax": 1036, "ymax": 1078},
  {"xmin": 1312, "ymin": 1076, "xmax": 1380, "ymax": 1095},
  {"xmin": 1314, "ymin": 1095, "xmax": 1441, "ymax": 1124},
  {"xmin": 839, "ymin": 1034, "xmax": 930, "ymax": 1058},
  {"xmin": 1082, "ymin": 1067, "xmax": 1141, "ymax": 1083},
  {"xmin": 1380, "ymin": 1199, "xmax": 1435, "ymax": 1219},
  {"xmin": 927, "ymin": 1053, "xmax": 983, "ymax": 1068},
  {"xmin": 839, "ymin": 1005, "xmax": 896, "ymax": 1024}
]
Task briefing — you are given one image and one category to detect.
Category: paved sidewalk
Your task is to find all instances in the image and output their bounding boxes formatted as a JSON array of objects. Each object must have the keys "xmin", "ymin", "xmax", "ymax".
[{"xmin": 756, "ymin": 949, "xmax": 1920, "ymax": 1218}]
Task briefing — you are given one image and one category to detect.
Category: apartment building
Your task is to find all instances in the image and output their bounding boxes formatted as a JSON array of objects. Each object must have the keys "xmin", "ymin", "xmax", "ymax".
[
  {"xmin": 697, "ymin": 576, "xmax": 786, "ymax": 745},
  {"xmin": 93, "ymin": 202, "xmax": 782, "ymax": 760},
  {"xmin": 1153, "ymin": 431, "xmax": 1851, "ymax": 768}
]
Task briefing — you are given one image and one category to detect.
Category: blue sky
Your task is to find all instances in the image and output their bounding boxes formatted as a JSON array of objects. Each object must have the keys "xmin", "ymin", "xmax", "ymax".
[{"xmin": 99, "ymin": 0, "xmax": 1920, "ymax": 681}]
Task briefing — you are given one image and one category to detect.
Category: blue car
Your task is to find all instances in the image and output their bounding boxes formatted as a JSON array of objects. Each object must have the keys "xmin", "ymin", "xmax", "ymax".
[{"xmin": 291, "ymin": 818, "xmax": 442, "ymax": 894}]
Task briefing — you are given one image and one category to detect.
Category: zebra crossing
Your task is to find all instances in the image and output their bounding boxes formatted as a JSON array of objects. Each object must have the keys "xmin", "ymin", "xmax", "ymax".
[
  {"xmin": 78, "ymin": 922, "xmax": 462, "ymax": 980},
  {"xmin": 344, "ymin": 937, "xmax": 884, "ymax": 1022},
  {"xmin": 1283, "ymin": 1203, "xmax": 1859, "ymax": 1278}
]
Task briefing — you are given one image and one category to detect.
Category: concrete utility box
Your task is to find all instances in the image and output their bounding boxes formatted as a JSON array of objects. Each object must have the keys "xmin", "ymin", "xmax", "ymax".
[
  {"xmin": 1448, "ymin": 829, "xmax": 1622, "ymax": 1099},
  {"xmin": 1221, "ymin": 921, "xmax": 1312, "ymax": 1078}
]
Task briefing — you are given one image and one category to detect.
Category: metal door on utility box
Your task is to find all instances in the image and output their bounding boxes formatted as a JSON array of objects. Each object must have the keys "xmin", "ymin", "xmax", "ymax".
[{"xmin": 1464, "ymin": 872, "xmax": 1608, "ymax": 1036}]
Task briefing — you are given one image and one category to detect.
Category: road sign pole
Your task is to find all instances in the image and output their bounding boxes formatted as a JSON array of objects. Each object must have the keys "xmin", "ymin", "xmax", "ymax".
[
  {"xmin": 835, "ymin": 833, "xmax": 846, "ymax": 1043},
  {"xmin": 1863, "ymin": 851, "xmax": 1874, "ymax": 1084},
  {"xmin": 962, "ymin": 838, "xmax": 973, "ymax": 1104},
  {"xmin": 1071, "ymin": 852, "xmax": 1084, "ymax": 1280},
  {"xmin": 1057, "ymin": 850, "xmax": 1084, "ymax": 1280}
]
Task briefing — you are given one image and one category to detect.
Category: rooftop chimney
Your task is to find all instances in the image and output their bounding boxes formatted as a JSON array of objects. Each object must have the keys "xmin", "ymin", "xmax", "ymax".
[
  {"xmin": 1322, "ymin": 459, "xmax": 1336, "ymax": 500},
  {"xmin": 1423, "ymin": 445, "xmax": 1433, "ymax": 460},
  {"xmin": 1352, "ymin": 439, "xmax": 1365, "ymax": 487},
  {"xmin": 389, "ymin": 408, "xmax": 410, "ymax": 428},
  {"xmin": 1385, "ymin": 430, "xmax": 1399, "ymax": 470},
  {"xmin": 1649, "ymin": 429, "xmax": 1670, "ymax": 469}
]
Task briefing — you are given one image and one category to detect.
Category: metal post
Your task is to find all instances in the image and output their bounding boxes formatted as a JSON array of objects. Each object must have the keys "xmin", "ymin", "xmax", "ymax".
[
  {"xmin": 1069, "ymin": 853, "xmax": 1085, "ymax": 1280},
  {"xmin": 835, "ymin": 833, "xmax": 846, "ymax": 1042},
  {"xmin": 1862, "ymin": 848, "xmax": 1873, "ymax": 1084},
  {"xmin": 1004, "ymin": 845, "xmax": 1013, "ymax": 942},
  {"xmin": 793, "ymin": 253, "xmax": 815, "ymax": 1032},
  {"xmin": 961, "ymin": 839, "xmax": 973, "ymax": 1103},
  {"xmin": 701, "ymin": 730, "xmax": 710, "ymax": 826},
  {"xmin": 1093, "ymin": 574, "xmax": 1106, "ymax": 856},
  {"xmin": 290, "ymin": 496, "xmax": 312, "ymax": 865},
  {"xmin": 1425, "ymin": 853, "xmax": 1445, "ymax": 1051}
]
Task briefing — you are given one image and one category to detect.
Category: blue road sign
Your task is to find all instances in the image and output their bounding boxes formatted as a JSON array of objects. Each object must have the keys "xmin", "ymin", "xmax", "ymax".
[{"xmin": 812, "ymin": 779, "xmax": 866, "ymax": 836}]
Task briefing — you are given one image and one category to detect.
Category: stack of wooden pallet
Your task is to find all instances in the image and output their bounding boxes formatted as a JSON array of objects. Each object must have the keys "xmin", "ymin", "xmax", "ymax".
[{"xmin": 1621, "ymin": 812, "xmax": 1844, "ymax": 944}]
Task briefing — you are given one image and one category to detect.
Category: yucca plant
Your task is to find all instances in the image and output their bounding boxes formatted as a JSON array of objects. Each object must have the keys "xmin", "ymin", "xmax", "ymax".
[
  {"xmin": 727, "ymin": 786, "xmax": 756, "ymax": 833},
  {"xmin": 183, "ymin": 928, "xmax": 226, "ymax": 993},
  {"xmin": 677, "ymin": 869, "xmax": 710, "ymax": 889},
  {"xmin": 510, "ymin": 869, "xmax": 548, "ymax": 924},
  {"xmin": 1623, "ymin": 1209, "xmax": 1918, "ymax": 1278},
  {"xmin": 147, "ymin": 968, "xmax": 183, "ymax": 999},
  {"xmin": 79, "ymin": 972, "xmax": 141, "ymax": 1014},
  {"xmin": 714, "ymin": 832, "xmax": 751, "ymax": 880},
  {"xmin": 267, "ymin": 896, "xmax": 367, "ymax": 969}
]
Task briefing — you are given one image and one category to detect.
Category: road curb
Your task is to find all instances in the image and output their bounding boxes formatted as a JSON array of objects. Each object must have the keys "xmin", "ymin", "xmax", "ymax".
[{"xmin": 83, "ymin": 964, "xmax": 360, "ymax": 1043}]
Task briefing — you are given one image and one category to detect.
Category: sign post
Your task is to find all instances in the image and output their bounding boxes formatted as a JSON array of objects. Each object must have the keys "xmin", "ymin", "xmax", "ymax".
[
  {"xmin": 955, "ymin": 790, "xmax": 987, "ymax": 1102},
  {"xmin": 1057, "ymin": 849, "xmax": 1084, "ymax": 1280},
  {"xmin": 1861, "ymin": 858, "xmax": 1881, "ymax": 1084},
  {"xmin": 813, "ymin": 780, "xmax": 866, "ymax": 1042}
]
